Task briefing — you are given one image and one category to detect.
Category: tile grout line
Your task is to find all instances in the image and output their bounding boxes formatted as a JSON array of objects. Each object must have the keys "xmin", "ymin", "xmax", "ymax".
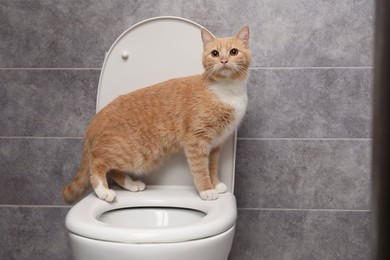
[
  {"xmin": 250, "ymin": 66, "xmax": 373, "ymax": 70},
  {"xmin": 237, "ymin": 137, "xmax": 372, "ymax": 141},
  {"xmin": 0, "ymin": 205, "xmax": 71, "ymax": 208},
  {"xmin": 237, "ymin": 207, "xmax": 371, "ymax": 212},
  {"xmin": 0, "ymin": 205, "xmax": 370, "ymax": 212},
  {"xmin": 0, "ymin": 136, "xmax": 83, "ymax": 139},
  {"xmin": 0, "ymin": 67, "xmax": 373, "ymax": 71},
  {"xmin": 0, "ymin": 68, "xmax": 101, "ymax": 70},
  {"xmin": 0, "ymin": 137, "xmax": 371, "ymax": 141}
]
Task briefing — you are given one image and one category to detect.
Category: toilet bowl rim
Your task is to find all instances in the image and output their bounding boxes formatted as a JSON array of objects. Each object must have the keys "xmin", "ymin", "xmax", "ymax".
[{"xmin": 65, "ymin": 186, "xmax": 237, "ymax": 243}]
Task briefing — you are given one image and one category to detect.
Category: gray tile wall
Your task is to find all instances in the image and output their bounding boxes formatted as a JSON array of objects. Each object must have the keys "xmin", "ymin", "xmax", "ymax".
[{"xmin": 0, "ymin": 0, "xmax": 373, "ymax": 259}]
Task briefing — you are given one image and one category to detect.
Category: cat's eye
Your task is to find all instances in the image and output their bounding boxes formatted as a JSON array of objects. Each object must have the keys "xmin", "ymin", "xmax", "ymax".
[
  {"xmin": 230, "ymin": 48, "xmax": 239, "ymax": 56},
  {"xmin": 211, "ymin": 50, "xmax": 219, "ymax": 57}
]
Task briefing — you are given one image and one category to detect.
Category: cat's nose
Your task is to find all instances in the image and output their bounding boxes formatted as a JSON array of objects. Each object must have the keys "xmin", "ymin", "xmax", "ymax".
[{"xmin": 220, "ymin": 60, "xmax": 228, "ymax": 65}]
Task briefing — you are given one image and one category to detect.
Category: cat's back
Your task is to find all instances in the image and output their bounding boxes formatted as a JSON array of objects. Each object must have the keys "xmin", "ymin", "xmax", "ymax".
[
  {"xmin": 111, "ymin": 74, "xmax": 202, "ymax": 108},
  {"xmin": 87, "ymin": 75, "xmax": 204, "ymax": 136}
]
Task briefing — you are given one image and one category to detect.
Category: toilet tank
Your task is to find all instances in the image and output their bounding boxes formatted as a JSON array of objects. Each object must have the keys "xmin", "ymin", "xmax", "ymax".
[{"xmin": 96, "ymin": 17, "xmax": 237, "ymax": 192}]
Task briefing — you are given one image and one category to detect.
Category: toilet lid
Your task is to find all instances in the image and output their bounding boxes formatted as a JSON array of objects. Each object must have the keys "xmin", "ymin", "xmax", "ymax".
[
  {"xmin": 65, "ymin": 186, "xmax": 237, "ymax": 243},
  {"xmin": 97, "ymin": 16, "xmax": 206, "ymax": 111},
  {"xmin": 95, "ymin": 16, "xmax": 237, "ymax": 192}
]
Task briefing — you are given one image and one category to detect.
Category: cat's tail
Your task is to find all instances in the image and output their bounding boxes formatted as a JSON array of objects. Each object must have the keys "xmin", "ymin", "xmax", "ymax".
[{"xmin": 61, "ymin": 138, "xmax": 91, "ymax": 204}]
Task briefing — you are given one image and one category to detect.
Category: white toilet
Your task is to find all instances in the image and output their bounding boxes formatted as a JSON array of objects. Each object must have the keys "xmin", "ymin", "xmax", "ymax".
[{"xmin": 65, "ymin": 16, "xmax": 239, "ymax": 260}]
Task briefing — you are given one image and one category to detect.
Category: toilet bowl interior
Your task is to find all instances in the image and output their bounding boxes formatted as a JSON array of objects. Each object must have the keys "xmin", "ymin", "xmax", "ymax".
[{"xmin": 98, "ymin": 207, "xmax": 206, "ymax": 229}]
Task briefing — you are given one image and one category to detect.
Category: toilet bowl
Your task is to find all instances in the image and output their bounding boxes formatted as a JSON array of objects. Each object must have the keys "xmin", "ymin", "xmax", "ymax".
[
  {"xmin": 66, "ymin": 186, "xmax": 236, "ymax": 260},
  {"xmin": 65, "ymin": 16, "xmax": 239, "ymax": 260}
]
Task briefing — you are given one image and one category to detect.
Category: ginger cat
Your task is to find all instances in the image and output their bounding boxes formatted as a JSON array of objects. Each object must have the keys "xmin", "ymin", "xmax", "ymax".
[{"xmin": 62, "ymin": 26, "xmax": 251, "ymax": 204}]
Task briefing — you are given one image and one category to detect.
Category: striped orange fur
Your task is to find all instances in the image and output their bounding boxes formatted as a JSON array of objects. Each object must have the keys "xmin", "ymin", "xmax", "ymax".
[{"xmin": 61, "ymin": 26, "xmax": 251, "ymax": 204}]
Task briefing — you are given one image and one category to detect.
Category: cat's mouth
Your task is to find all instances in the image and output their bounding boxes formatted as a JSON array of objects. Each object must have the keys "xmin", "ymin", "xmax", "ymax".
[
  {"xmin": 217, "ymin": 65, "xmax": 234, "ymax": 76},
  {"xmin": 205, "ymin": 64, "xmax": 246, "ymax": 80}
]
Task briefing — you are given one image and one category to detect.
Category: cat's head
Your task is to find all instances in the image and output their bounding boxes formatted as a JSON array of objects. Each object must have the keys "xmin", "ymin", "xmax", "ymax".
[{"xmin": 201, "ymin": 26, "xmax": 251, "ymax": 81}]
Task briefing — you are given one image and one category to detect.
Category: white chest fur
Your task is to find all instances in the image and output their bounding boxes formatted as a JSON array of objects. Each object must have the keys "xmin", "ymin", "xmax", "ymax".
[{"xmin": 209, "ymin": 79, "xmax": 248, "ymax": 147}]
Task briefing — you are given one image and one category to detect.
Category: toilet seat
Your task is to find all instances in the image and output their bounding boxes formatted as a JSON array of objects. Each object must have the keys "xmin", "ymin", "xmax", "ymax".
[{"xmin": 66, "ymin": 186, "xmax": 237, "ymax": 243}]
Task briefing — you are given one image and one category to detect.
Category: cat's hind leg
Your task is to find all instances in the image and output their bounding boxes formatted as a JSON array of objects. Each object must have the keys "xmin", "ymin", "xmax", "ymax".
[
  {"xmin": 90, "ymin": 160, "xmax": 116, "ymax": 202},
  {"xmin": 109, "ymin": 169, "xmax": 146, "ymax": 192}
]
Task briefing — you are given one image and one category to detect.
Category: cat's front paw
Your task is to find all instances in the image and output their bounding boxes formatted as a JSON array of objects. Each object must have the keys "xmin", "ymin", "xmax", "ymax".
[
  {"xmin": 215, "ymin": 182, "xmax": 227, "ymax": 193},
  {"xmin": 199, "ymin": 189, "xmax": 219, "ymax": 200},
  {"xmin": 95, "ymin": 187, "xmax": 116, "ymax": 202}
]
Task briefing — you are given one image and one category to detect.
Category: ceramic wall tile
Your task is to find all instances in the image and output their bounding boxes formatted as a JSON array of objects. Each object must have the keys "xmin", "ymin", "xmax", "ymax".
[
  {"xmin": 239, "ymin": 68, "xmax": 372, "ymax": 138},
  {"xmin": 0, "ymin": 0, "xmax": 182, "ymax": 68},
  {"xmin": 0, "ymin": 206, "xmax": 71, "ymax": 260},
  {"xmin": 235, "ymin": 139, "xmax": 371, "ymax": 209},
  {"xmin": 0, "ymin": 138, "xmax": 83, "ymax": 205},
  {"xmin": 0, "ymin": 70, "xmax": 99, "ymax": 137},
  {"xmin": 229, "ymin": 209, "xmax": 370, "ymax": 260},
  {"xmin": 182, "ymin": 0, "xmax": 374, "ymax": 67}
]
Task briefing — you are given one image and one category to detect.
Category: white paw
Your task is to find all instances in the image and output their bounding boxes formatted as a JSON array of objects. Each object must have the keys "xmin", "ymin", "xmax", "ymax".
[
  {"xmin": 95, "ymin": 187, "xmax": 116, "ymax": 202},
  {"xmin": 124, "ymin": 179, "xmax": 146, "ymax": 192},
  {"xmin": 215, "ymin": 182, "xmax": 227, "ymax": 193},
  {"xmin": 199, "ymin": 189, "xmax": 219, "ymax": 200}
]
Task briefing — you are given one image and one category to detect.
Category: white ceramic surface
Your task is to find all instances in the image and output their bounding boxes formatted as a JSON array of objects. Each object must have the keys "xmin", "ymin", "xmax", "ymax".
[
  {"xmin": 66, "ymin": 186, "xmax": 237, "ymax": 243},
  {"xmin": 69, "ymin": 226, "xmax": 235, "ymax": 260}
]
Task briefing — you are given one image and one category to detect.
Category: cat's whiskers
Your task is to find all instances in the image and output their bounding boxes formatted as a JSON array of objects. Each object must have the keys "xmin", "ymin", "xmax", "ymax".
[
  {"xmin": 202, "ymin": 65, "xmax": 219, "ymax": 84},
  {"xmin": 230, "ymin": 63, "xmax": 248, "ymax": 79},
  {"xmin": 201, "ymin": 70, "xmax": 213, "ymax": 85},
  {"xmin": 237, "ymin": 66, "xmax": 249, "ymax": 77},
  {"xmin": 202, "ymin": 62, "xmax": 248, "ymax": 83}
]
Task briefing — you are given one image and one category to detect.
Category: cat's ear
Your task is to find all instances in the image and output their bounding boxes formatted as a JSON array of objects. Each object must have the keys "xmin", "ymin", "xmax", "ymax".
[
  {"xmin": 201, "ymin": 28, "xmax": 215, "ymax": 48},
  {"xmin": 236, "ymin": 26, "xmax": 250, "ymax": 48}
]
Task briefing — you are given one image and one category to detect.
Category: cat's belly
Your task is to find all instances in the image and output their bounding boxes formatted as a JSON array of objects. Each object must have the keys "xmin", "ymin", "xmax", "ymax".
[{"xmin": 123, "ymin": 143, "xmax": 182, "ymax": 174}]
